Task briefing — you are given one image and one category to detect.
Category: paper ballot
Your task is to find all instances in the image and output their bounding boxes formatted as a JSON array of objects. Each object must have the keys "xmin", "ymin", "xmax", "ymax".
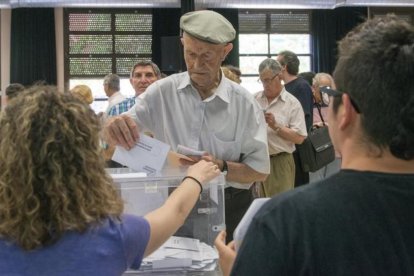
[
  {"xmin": 137, "ymin": 236, "xmax": 218, "ymax": 272},
  {"xmin": 112, "ymin": 134, "xmax": 170, "ymax": 175},
  {"xmin": 233, "ymin": 198, "xmax": 270, "ymax": 251},
  {"xmin": 176, "ymin": 144, "xmax": 206, "ymax": 158}
]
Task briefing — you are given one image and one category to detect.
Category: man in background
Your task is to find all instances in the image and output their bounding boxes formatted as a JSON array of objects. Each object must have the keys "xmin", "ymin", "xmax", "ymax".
[
  {"xmin": 104, "ymin": 63, "xmax": 160, "ymax": 164},
  {"xmin": 277, "ymin": 50, "xmax": 313, "ymax": 187},
  {"xmin": 255, "ymin": 58, "xmax": 307, "ymax": 197},
  {"xmin": 103, "ymin": 73, "xmax": 125, "ymax": 117},
  {"xmin": 107, "ymin": 61, "xmax": 161, "ymax": 117},
  {"xmin": 105, "ymin": 10, "xmax": 269, "ymax": 242}
]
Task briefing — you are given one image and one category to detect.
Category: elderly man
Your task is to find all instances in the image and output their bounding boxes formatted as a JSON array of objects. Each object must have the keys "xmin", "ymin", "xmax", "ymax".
[
  {"xmin": 103, "ymin": 73, "xmax": 125, "ymax": 116},
  {"xmin": 215, "ymin": 15, "xmax": 414, "ymax": 276},
  {"xmin": 105, "ymin": 10, "xmax": 270, "ymax": 241},
  {"xmin": 107, "ymin": 61, "xmax": 161, "ymax": 116},
  {"xmin": 255, "ymin": 58, "xmax": 307, "ymax": 197}
]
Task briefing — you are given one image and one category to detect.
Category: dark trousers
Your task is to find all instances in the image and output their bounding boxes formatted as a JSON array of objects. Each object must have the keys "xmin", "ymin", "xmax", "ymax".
[
  {"xmin": 293, "ymin": 149, "xmax": 309, "ymax": 187},
  {"xmin": 225, "ymin": 186, "xmax": 254, "ymax": 243}
]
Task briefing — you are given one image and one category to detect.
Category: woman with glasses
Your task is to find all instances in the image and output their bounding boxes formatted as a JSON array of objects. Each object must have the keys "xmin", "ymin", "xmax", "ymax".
[{"xmin": 310, "ymin": 73, "xmax": 341, "ymax": 182}]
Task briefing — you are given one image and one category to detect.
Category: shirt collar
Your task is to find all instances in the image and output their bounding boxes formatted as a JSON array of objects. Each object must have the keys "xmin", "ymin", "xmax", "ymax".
[
  {"xmin": 108, "ymin": 91, "xmax": 120, "ymax": 101},
  {"xmin": 177, "ymin": 73, "xmax": 192, "ymax": 91},
  {"xmin": 279, "ymin": 87, "xmax": 288, "ymax": 102},
  {"xmin": 178, "ymin": 71, "xmax": 231, "ymax": 104},
  {"xmin": 259, "ymin": 87, "xmax": 287, "ymax": 103}
]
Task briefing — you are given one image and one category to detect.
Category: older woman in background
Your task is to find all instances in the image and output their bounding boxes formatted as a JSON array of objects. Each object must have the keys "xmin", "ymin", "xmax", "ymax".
[{"xmin": 70, "ymin": 84, "xmax": 94, "ymax": 105}]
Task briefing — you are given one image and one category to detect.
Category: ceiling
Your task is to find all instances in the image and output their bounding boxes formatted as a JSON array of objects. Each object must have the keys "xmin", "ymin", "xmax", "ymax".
[{"xmin": 0, "ymin": 0, "xmax": 413, "ymax": 9}]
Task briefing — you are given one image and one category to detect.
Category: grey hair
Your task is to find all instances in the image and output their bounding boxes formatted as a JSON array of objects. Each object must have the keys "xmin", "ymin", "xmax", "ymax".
[
  {"xmin": 313, "ymin": 72, "xmax": 336, "ymax": 90},
  {"xmin": 103, "ymin": 74, "xmax": 120, "ymax": 91},
  {"xmin": 130, "ymin": 60, "xmax": 162, "ymax": 79},
  {"xmin": 258, "ymin": 58, "xmax": 282, "ymax": 75}
]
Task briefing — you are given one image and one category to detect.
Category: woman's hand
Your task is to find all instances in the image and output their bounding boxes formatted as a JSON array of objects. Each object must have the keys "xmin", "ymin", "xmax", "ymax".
[{"xmin": 186, "ymin": 160, "xmax": 220, "ymax": 185}]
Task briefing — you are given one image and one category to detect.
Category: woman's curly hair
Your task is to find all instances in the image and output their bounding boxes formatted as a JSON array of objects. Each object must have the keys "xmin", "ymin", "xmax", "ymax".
[{"xmin": 0, "ymin": 85, "xmax": 123, "ymax": 250}]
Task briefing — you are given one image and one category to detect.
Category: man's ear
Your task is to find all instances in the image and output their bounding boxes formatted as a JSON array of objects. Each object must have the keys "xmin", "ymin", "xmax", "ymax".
[
  {"xmin": 222, "ymin": 43, "xmax": 233, "ymax": 60},
  {"xmin": 338, "ymin": 93, "xmax": 357, "ymax": 130}
]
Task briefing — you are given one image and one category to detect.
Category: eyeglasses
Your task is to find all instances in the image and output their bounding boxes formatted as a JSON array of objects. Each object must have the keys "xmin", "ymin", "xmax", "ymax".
[
  {"xmin": 319, "ymin": 86, "xmax": 361, "ymax": 113},
  {"xmin": 258, "ymin": 74, "xmax": 278, "ymax": 85}
]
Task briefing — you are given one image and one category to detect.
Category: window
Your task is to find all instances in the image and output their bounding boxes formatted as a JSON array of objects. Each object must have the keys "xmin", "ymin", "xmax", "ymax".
[
  {"xmin": 238, "ymin": 10, "xmax": 311, "ymax": 94},
  {"xmin": 370, "ymin": 7, "xmax": 413, "ymax": 24},
  {"xmin": 64, "ymin": 9, "xmax": 152, "ymax": 113}
]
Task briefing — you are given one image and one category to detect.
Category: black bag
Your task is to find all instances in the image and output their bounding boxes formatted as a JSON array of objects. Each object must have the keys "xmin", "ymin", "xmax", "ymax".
[{"xmin": 297, "ymin": 104, "xmax": 335, "ymax": 172}]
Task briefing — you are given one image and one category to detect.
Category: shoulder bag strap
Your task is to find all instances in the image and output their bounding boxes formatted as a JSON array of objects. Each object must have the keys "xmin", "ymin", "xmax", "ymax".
[{"xmin": 315, "ymin": 103, "xmax": 326, "ymax": 126}]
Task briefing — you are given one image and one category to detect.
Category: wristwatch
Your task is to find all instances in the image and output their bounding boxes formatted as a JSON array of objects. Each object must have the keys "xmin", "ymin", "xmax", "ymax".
[{"xmin": 221, "ymin": 160, "xmax": 228, "ymax": 175}]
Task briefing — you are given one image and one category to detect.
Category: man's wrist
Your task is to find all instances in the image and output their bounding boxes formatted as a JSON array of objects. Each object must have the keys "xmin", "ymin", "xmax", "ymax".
[{"xmin": 274, "ymin": 125, "xmax": 281, "ymax": 134}]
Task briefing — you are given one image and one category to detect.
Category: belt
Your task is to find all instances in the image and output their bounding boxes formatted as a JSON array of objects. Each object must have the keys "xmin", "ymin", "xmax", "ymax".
[{"xmin": 270, "ymin": 152, "xmax": 290, "ymax": 158}]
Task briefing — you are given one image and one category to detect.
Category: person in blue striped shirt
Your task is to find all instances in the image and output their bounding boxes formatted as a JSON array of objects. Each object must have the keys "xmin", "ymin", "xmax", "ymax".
[{"xmin": 107, "ymin": 61, "xmax": 161, "ymax": 117}]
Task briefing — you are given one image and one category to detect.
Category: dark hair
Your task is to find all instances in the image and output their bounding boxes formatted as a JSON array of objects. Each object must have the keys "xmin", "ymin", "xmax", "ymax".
[
  {"xmin": 333, "ymin": 15, "xmax": 414, "ymax": 160},
  {"xmin": 278, "ymin": 50, "xmax": 300, "ymax": 75},
  {"xmin": 5, "ymin": 83, "xmax": 25, "ymax": 98},
  {"xmin": 130, "ymin": 60, "xmax": 161, "ymax": 79},
  {"xmin": 298, "ymin": 71, "xmax": 316, "ymax": 86}
]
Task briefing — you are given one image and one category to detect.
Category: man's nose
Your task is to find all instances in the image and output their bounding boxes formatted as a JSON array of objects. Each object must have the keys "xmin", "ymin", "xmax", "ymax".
[
  {"xmin": 139, "ymin": 76, "xmax": 150, "ymax": 83},
  {"xmin": 193, "ymin": 57, "xmax": 204, "ymax": 69}
]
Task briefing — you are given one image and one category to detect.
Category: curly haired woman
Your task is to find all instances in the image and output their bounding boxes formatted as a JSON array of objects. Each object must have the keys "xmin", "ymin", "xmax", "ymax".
[{"xmin": 0, "ymin": 86, "xmax": 220, "ymax": 275}]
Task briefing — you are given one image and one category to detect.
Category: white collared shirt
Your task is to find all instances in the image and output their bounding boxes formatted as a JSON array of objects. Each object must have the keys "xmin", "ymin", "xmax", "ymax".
[
  {"xmin": 255, "ymin": 88, "xmax": 307, "ymax": 155},
  {"xmin": 127, "ymin": 72, "xmax": 270, "ymax": 189}
]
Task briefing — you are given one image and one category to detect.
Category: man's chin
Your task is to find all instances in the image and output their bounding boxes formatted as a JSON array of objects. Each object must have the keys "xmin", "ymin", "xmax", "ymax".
[
  {"xmin": 136, "ymin": 88, "xmax": 147, "ymax": 94},
  {"xmin": 191, "ymin": 76, "xmax": 210, "ymax": 88}
]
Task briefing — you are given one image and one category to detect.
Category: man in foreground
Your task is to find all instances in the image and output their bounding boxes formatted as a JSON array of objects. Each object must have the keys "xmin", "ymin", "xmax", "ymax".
[
  {"xmin": 215, "ymin": 15, "xmax": 414, "ymax": 275},
  {"xmin": 105, "ymin": 10, "xmax": 269, "ymax": 241}
]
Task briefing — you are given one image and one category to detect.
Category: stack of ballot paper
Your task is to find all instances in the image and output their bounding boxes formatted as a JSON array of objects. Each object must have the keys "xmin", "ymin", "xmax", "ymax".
[{"xmin": 136, "ymin": 236, "xmax": 218, "ymax": 272}]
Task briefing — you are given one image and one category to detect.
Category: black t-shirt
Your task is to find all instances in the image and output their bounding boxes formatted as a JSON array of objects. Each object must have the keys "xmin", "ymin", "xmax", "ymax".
[
  {"xmin": 232, "ymin": 170, "xmax": 414, "ymax": 276},
  {"xmin": 285, "ymin": 77, "xmax": 313, "ymax": 130}
]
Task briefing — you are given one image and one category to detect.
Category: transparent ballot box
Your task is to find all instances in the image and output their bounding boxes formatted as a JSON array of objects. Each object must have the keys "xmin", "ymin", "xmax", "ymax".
[{"xmin": 109, "ymin": 168, "xmax": 225, "ymax": 275}]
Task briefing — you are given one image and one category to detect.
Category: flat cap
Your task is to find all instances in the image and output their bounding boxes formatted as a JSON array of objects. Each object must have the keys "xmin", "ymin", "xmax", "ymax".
[{"xmin": 180, "ymin": 10, "xmax": 236, "ymax": 44}]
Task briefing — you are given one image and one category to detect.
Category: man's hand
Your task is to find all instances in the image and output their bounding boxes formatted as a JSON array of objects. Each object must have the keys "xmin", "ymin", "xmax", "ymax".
[
  {"xmin": 104, "ymin": 114, "xmax": 140, "ymax": 150},
  {"xmin": 264, "ymin": 111, "xmax": 280, "ymax": 130},
  {"xmin": 215, "ymin": 231, "xmax": 237, "ymax": 276},
  {"xmin": 179, "ymin": 152, "xmax": 215, "ymax": 167}
]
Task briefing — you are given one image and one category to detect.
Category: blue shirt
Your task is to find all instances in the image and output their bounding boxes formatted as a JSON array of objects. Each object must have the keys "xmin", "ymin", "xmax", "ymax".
[
  {"xmin": 108, "ymin": 97, "xmax": 137, "ymax": 117},
  {"xmin": 285, "ymin": 77, "xmax": 314, "ymax": 130},
  {"xmin": 0, "ymin": 214, "xmax": 150, "ymax": 276}
]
